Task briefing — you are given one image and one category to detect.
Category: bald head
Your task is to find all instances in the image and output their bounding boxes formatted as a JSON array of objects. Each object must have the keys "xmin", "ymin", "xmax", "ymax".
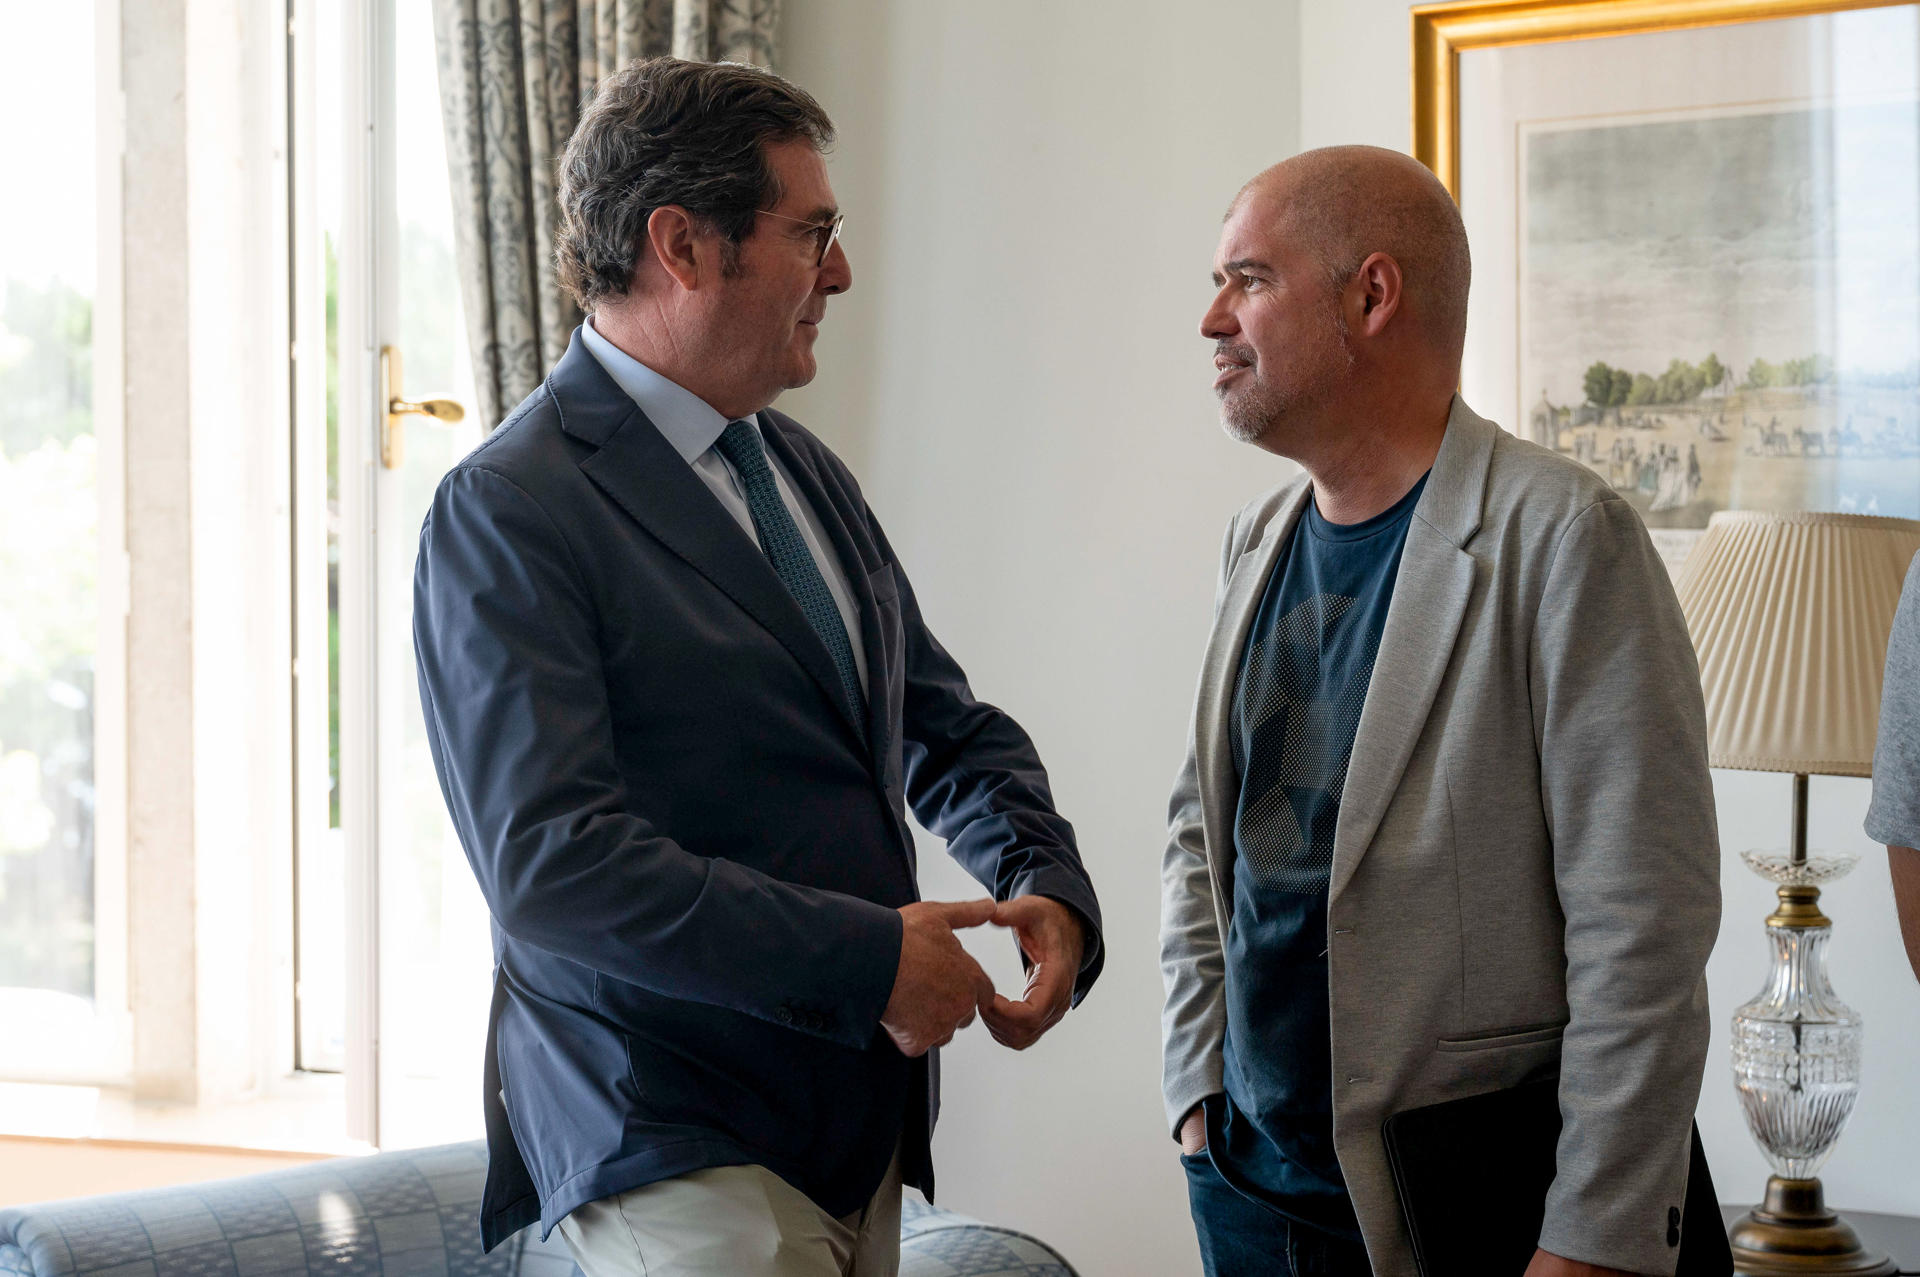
[
  {"xmin": 1234, "ymin": 146, "xmax": 1470, "ymax": 367},
  {"xmin": 1202, "ymin": 146, "xmax": 1468, "ymax": 508}
]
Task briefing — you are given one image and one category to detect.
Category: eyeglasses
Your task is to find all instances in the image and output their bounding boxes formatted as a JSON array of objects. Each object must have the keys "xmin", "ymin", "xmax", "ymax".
[{"xmin": 754, "ymin": 208, "xmax": 845, "ymax": 267}]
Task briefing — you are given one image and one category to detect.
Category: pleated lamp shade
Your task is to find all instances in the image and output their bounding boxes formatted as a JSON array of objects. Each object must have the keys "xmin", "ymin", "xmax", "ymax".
[{"xmin": 1674, "ymin": 510, "xmax": 1920, "ymax": 776}]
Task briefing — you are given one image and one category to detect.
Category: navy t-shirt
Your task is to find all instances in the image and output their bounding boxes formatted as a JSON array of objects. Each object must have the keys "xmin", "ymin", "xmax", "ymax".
[{"xmin": 1213, "ymin": 473, "xmax": 1428, "ymax": 1239}]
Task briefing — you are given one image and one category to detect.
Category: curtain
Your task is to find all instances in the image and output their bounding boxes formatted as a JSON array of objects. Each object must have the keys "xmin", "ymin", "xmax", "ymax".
[{"xmin": 432, "ymin": 0, "xmax": 782, "ymax": 429}]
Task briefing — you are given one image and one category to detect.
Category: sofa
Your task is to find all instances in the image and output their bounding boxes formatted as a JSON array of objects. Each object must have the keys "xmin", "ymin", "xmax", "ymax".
[{"xmin": 0, "ymin": 1142, "xmax": 1077, "ymax": 1277}]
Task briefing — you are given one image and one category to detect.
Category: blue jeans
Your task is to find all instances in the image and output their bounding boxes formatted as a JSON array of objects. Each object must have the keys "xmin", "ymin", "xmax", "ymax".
[{"xmin": 1183, "ymin": 1151, "xmax": 1372, "ymax": 1277}]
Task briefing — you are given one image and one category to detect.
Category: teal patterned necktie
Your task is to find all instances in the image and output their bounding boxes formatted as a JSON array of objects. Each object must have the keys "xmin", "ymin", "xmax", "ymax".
[{"xmin": 714, "ymin": 419, "xmax": 867, "ymax": 735}]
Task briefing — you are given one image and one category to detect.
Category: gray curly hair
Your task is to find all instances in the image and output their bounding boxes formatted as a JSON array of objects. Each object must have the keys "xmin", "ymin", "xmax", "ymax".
[{"xmin": 556, "ymin": 57, "xmax": 834, "ymax": 307}]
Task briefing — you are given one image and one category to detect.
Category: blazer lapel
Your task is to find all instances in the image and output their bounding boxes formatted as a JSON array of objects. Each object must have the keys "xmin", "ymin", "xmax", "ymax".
[
  {"xmin": 1195, "ymin": 485, "xmax": 1312, "ymax": 866},
  {"xmin": 1329, "ymin": 396, "xmax": 1497, "ymax": 904},
  {"xmin": 551, "ymin": 337, "xmax": 866, "ymax": 746}
]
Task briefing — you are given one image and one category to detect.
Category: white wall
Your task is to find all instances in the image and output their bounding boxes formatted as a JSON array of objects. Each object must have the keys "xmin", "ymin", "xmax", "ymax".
[
  {"xmin": 781, "ymin": 4, "xmax": 1299, "ymax": 1274},
  {"xmin": 1297, "ymin": 0, "xmax": 1409, "ymax": 163},
  {"xmin": 1295, "ymin": 0, "xmax": 1920, "ymax": 1222}
]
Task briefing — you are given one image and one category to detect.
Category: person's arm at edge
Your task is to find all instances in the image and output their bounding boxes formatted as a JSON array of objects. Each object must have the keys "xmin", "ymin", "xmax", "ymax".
[
  {"xmin": 1528, "ymin": 496, "xmax": 1720, "ymax": 1277},
  {"xmin": 1889, "ymin": 845, "xmax": 1920, "ymax": 982},
  {"xmin": 1868, "ymin": 555, "xmax": 1920, "ymax": 984}
]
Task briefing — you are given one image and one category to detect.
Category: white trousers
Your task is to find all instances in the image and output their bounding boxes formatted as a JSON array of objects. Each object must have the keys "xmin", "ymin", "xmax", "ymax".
[{"xmin": 556, "ymin": 1151, "xmax": 903, "ymax": 1277}]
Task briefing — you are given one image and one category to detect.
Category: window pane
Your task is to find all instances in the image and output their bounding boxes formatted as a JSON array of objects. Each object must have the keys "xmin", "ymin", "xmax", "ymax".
[
  {"xmin": 0, "ymin": 5, "xmax": 99, "ymax": 1015},
  {"xmin": 379, "ymin": 0, "xmax": 488, "ymax": 1148},
  {"xmin": 293, "ymin": 0, "xmax": 487, "ymax": 1137},
  {"xmin": 297, "ymin": 0, "xmax": 348, "ymax": 1077}
]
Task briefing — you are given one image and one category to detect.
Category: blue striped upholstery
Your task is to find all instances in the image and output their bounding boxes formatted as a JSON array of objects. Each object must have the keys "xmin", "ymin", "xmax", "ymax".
[{"xmin": 0, "ymin": 1143, "xmax": 1075, "ymax": 1277}]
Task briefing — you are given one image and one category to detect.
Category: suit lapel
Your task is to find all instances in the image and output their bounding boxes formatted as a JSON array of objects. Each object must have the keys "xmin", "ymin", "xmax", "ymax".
[
  {"xmin": 1195, "ymin": 485, "xmax": 1312, "ymax": 860},
  {"xmin": 1329, "ymin": 396, "xmax": 1496, "ymax": 904},
  {"xmin": 552, "ymin": 339, "xmax": 866, "ymax": 746}
]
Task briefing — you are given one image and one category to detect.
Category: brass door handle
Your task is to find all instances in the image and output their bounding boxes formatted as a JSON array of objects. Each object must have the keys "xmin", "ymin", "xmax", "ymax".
[{"xmin": 380, "ymin": 345, "xmax": 466, "ymax": 468}]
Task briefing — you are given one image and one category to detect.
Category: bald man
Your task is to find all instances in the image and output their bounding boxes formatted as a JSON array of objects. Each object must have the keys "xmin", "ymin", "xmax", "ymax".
[{"xmin": 1159, "ymin": 147, "xmax": 1726, "ymax": 1277}]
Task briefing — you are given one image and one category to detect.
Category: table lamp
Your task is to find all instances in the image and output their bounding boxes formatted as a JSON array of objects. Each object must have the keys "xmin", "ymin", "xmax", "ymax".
[{"xmin": 1675, "ymin": 510, "xmax": 1920, "ymax": 1277}]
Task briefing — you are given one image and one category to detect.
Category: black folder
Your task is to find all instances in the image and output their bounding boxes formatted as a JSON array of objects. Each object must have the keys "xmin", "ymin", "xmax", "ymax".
[{"xmin": 1380, "ymin": 1076, "xmax": 1732, "ymax": 1277}]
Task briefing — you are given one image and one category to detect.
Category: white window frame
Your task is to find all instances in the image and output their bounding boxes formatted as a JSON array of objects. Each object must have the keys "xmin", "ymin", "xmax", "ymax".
[
  {"xmin": 89, "ymin": 0, "xmax": 132, "ymax": 1089},
  {"xmin": 289, "ymin": 0, "xmax": 383, "ymax": 1144}
]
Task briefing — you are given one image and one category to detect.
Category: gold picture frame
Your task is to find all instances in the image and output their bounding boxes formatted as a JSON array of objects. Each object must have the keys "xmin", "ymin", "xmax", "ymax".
[
  {"xmin": 1411, "ymin": 0, "xmax": 1908, "ymax": 197},
  {"xmin": 1409, "ymin": 0, "xmax": 1920, "ymax": 571}
]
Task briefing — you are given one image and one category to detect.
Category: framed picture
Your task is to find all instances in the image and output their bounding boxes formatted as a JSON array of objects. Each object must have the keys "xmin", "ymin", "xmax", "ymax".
[{"xmin": 1413, "ymin": 0, "xmax": 1920, "ymax": 570}]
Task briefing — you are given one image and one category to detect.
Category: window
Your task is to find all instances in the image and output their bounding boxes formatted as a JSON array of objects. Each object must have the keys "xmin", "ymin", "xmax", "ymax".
[
  {"xmin": 0, "ymin": 0, "xmax": 487, "ymax": 1148},
  {"xmin": 294, "ymin": 0, "xmax": 488, "ymax": 1146},
  {"xmin": 0, "ymin": 0, "xmax": 128, "ymax": 1085}
]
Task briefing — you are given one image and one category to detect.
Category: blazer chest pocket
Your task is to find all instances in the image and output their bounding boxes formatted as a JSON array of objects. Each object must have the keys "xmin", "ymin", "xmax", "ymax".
[{"xmin": 1436, "ymin": 1019, "xmax": 1568, "ymax": 1052}]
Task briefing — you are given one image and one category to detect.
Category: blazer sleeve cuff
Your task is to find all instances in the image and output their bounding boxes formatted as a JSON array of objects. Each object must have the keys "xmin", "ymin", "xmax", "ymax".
[
  {"xmin": 1006, "ymin": 867, "xmax": 1105, "ymax": 1004},
  {"xmin": 1536, "ymin": 1132, "xmax": 1691, "ymax": 1277},
  {"xmin": 1163, "ymin": 1070, "xmax": 1222, "ymax": 1142},
  {"xmin": 1534, "ymin": 1217, "xmax": 1680, "ymax": 1277},
  {"xmin": 826, "ymin": 899, "xmax": 905, "ymax": 1049}
]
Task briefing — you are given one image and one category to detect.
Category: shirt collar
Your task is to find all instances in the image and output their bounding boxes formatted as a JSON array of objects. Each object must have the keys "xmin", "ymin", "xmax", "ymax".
[{"xmin": 581, "ymin": 314, "xmax": 751, "ymax": 465}]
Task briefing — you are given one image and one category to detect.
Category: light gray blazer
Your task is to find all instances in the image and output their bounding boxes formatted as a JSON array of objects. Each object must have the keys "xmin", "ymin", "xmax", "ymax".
[{"xmin": 1161, "ymin": 397, "xmax": 1720, "ymax": 1277}]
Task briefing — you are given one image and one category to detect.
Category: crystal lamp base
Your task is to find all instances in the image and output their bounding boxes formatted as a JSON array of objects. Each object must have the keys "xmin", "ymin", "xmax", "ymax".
[
  {"xmin": 1728, "ymin": 1177, "xmax": 1896, "ymax": 1276},
  {"xmin": 1728, "ymin": 845, "xmax": 1893, "ymax": 1277}
]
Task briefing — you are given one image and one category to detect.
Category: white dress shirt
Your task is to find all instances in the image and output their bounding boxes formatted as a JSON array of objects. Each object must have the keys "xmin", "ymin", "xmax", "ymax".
[{"xmin": 580, "ymin": 315, "xmax": 869, "ymax": 697}]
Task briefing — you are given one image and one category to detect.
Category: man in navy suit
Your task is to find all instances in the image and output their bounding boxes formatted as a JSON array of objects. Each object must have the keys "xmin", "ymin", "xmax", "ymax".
[{"xmin": 412, "ymin": 57, "xmax": 1103, "ymax": 1277}]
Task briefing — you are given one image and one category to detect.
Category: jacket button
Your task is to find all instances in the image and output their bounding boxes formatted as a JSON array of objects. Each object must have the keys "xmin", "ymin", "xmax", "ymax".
[
  {"xmin": 1667, "ymin": 1206, "xmax": 1681, "ymax": 1247},
  {"xmin": 777, "ymin": 1007, "xmax": 793, "ymax": 1024}
]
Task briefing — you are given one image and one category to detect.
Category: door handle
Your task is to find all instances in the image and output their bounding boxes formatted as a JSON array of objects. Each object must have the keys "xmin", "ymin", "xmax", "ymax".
[{"xmin": 380, "ymin": 344, "xmax": 466, "ymax": 469}]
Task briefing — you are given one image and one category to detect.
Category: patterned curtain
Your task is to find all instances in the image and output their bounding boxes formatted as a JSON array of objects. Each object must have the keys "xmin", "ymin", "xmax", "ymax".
[{"xmin": 432, "ymin": 0, "xmax": 782, "ymax": 428}]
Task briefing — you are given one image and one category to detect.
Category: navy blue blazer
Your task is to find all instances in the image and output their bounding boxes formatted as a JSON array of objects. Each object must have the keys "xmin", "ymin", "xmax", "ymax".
[{"xmin": 412, "ymin": 331, "xmax": 1104, "ymax": 1250}]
